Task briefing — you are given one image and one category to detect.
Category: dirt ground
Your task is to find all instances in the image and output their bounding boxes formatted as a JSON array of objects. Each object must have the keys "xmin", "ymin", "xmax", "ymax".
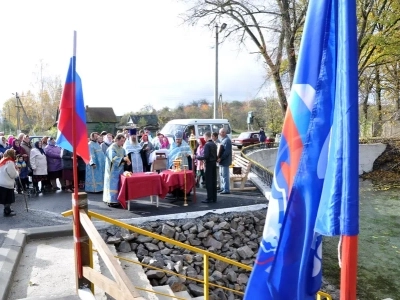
[{"xmin": 323, "ymin": 141, "xmax": 400, "ymax": 299}]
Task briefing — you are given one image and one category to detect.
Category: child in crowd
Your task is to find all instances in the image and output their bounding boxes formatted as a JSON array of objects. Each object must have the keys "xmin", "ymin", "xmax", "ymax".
[{"xmin": 15, "ymin": 154, "xmax": 29, "ymax": 194}]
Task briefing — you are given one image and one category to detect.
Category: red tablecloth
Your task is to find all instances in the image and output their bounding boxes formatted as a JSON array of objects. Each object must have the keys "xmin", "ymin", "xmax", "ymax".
[
  {"xmin": 160, "ymin": 170, "xmax": 195, "ymax": 194},
  {"xmin": 118, "ymin": 173, "xmax": 168, "ymax": 209}
]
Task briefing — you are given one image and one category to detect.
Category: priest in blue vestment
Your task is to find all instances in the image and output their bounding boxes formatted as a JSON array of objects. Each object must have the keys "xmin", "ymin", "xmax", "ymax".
[
  {"xmin": 168, "ymin": 131, "xmax": 191, "ymax": 169},
  {"xmin": 85, "ymin": 132, "xmax": 106, "ymax": 192},
  {"xmin": 103, "ymin": 133, "xmax": 131, "ymax": 207},
  {"xmin": 124, "ymin": 128, "xmax": 143, "ymax": 173}
]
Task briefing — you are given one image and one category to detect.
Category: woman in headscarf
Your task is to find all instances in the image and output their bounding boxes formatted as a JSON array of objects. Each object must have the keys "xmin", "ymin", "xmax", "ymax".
[
  {"xmin": 12, "ymin": 139, "xmax": 26, "ymax": 156},
  {"xmin": 160, "ymin": 135, "xmax": 170, "ymax": 150},
  {"xmin": 30, "ymin": 141, "xmax": 48, "ymax": 195},
  {"xmin": 44, "ymin": 137, "xmax": 63, "ymax": 190},
  {"xmin": 195, "ymin": 137, "xmax": 206, "ymax": 187},
  {"xmin": 0, "ymin": 149, "xmax": 19, "ymax": 216},
  {"xmin": 7, "ymin": 135, "xmax": 15, "ymax": 148}
]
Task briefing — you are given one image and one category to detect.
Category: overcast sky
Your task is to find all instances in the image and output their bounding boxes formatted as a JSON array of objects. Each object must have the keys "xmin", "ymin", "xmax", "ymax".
[{"xmin": 0, "ymin": 0, "xmax": 268, "ymax": 116}]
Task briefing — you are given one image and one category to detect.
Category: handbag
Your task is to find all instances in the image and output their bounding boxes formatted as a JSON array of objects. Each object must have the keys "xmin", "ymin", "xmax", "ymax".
[{"xmin": 233, "ymin": 167, "xmax": 241, "ymax": 175}]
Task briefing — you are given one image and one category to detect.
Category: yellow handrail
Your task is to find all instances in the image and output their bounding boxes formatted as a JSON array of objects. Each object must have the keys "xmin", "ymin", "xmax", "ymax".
[
  {"xmin": 62, "ymin": 209, "xmax": 332, "ymax": 299},
  {"xmin": 63, "ymin": 209, "xmax": 252, "ymax": 271}
]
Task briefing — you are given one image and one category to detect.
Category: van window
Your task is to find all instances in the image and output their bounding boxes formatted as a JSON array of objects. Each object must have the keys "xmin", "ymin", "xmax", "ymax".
[
  {"xmin": 211, "ymin": 123, "xmax": 231, "ymax": 134},
  {"xmin": 223, "ymin": 124, "xmax": 231, "ymax": 134},
  {"xmin": 161, "ymin": 124, "xmax": 185, "ymax": 137},
  {"xmin": 197, "ymin": 125, "xmax": 211, "ymax": 137},
  {"xmin": 184, "ymin": 125, "xmax": 195, "ymax": 141}
]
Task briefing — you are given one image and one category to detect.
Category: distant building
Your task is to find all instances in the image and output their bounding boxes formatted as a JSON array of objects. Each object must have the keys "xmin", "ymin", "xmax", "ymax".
[
  {"xmin": 85, "ymin": 106, "xmax": 118, "ymax": 135},
  {"xmin": 127, "ymin": 114, "xmax": 159, "ymax": 130}
]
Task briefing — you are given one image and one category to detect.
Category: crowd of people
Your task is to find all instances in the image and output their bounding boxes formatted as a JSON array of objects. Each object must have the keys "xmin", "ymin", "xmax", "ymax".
[{"xmin": 0, "ymin": 126, "xmax": 232, "ymax": 216}]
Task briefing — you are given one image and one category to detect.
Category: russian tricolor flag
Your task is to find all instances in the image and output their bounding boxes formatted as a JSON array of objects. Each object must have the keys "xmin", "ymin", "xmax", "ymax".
[{"xmin": 56, "ymin": 55, "xmax": 90, "ymax": 163}]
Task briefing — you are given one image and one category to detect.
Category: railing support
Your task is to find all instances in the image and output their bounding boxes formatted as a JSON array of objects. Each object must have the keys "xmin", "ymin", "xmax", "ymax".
[
  {"xmin": 203, "ymin": 254, "xmax": 209, "ymax": 300},
  {"xmin": 73, "ymin": 192, "xmax": 92, "ymax": 293}
]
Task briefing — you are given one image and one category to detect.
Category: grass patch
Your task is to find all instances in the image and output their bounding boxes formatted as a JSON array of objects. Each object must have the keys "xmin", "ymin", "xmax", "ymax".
[{"xmin": 322, "ymin": 180, "xmax": 400, "ymax": 299}]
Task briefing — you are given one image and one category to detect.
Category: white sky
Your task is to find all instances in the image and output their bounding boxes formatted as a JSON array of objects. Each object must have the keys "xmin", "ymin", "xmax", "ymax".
[{"xmin": 0, "ymin": 0, "xmax": 268, "ymax": 116}]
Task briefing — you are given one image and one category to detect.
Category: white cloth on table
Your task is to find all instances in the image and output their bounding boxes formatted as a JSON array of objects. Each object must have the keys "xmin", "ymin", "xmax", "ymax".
[{"xmin": 149, "ymin": 149, "xmax": 169, "ymax": 164}]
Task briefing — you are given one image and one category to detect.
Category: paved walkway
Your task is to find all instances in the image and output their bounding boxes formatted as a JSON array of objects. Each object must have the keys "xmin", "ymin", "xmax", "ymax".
[{"xmin": 0, "ymin": 174, "xmax": 271, "ymax": 299}]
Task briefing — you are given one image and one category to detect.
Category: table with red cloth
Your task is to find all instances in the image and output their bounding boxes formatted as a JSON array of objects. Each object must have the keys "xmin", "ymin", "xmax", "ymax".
[
  {"xmin": 160, "ymin": 170, "xmax": 195, "ymax": 194},
  {"xmin": 117, "ymin": 173, "xmax": 168, "ymax": 209}
]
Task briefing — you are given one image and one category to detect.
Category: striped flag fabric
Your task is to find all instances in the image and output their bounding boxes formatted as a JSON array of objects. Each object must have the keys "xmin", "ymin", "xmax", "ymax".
[
  {"xmin": 244, "ymin": 0, "xmax": 359, "ymax": 299},
  {"xmin": 56, "ymin": 56, "xmax": 90, "ymax": 163}
]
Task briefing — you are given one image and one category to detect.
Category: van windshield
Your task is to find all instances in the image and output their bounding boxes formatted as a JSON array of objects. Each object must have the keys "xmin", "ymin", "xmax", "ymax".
[{"xmin": 160, "ymin": 123, "xmax": 186, "ymax": 136}]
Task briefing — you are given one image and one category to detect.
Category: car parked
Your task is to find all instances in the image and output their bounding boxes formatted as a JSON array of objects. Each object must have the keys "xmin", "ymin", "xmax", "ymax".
[
  {"xmin": 29, "ymin": 136, "xmax": 44, "ymax": 145},
  {"xmin": 231, "ymin": 131, "xmax": 260, "ymax": 149}
]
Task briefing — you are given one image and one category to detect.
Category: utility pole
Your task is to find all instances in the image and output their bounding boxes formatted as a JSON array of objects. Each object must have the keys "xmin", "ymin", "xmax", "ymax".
[
  {"xmin": 214, "ymin": 23, "xmax": 227, "ymax": 119},
  {"xmin": 214, "ymin": 24, "xmax": 219, "ymax": 120},
  {"xmin": 14, "ymin": 92, "xmax": 22, "ymax": 134},
  {"xmin": 219, "ymin": 93, "xmax": 223, "ymax": 119}
]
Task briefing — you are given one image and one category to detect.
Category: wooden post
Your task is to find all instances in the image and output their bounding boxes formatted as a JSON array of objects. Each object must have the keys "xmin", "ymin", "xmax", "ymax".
[{"xmin": 73, "ymin": 192, "xmax": 92, "ymax": 292}]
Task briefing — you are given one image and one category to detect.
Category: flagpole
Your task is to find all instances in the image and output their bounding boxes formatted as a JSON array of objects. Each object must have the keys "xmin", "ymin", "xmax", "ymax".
[
  {"xmin": 340, "ymin": 236, "xmax": 358, "ymax": 299},
  {"xmin": 71, "ymin": 30, "xmax": 82, "ymax": 279}
]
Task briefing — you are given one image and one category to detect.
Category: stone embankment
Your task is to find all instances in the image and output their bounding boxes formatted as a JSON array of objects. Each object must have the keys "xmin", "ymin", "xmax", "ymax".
[{"xmin": 101, "ymin": 210, "xmax": 340, "ymax": 300}]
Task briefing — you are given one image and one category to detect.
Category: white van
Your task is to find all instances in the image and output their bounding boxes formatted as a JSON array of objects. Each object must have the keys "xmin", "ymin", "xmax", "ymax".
[{"xmin": 160, "ymin": 119, "xmax": 232, "ymax": 143}]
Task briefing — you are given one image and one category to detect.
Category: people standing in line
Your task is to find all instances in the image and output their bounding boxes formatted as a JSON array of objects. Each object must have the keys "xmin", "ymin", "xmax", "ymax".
[
  {"xmin": 7, "ymin": 135, "xmax": 15, "ymax": 149},
  {"xmin": 17, "ymin": 133, "xmax": 25, "ymax": 144},
  {"xmin": 123, "ymin": 128, "xmax": 143, "ymax": 173},
  {"xmin": 137, "ymin": 129, "xmax": 144, "ymax": 143},
  {"xmin": 21, "ymin": 134, "xmax": 32, "ymax": 168},
  {"xmin": 44, "ymin": 137, "xmax": 64, "ymax": 190},
  {"xmin": 0, "ymin": 136, "xmax": 9, "ymax": 158},
  {"xmin": 77, "ymin": 156, "xmax": 86, "ymax": 190},
  {"xmin": 211, "ymin": 132, "xmax": 221, "ymax": 189},
  {"xmin": 195, "ymin": 137, "xmax": 206, "ymax": 188},
  {"xmin": 144, "ymin": 128, "xmax": 153, "ymax": 142},
  {"xmin": 103, "ymin": 133, "xmax": 131, "ymax": 207},
  {"xmin": 259, "ymin": 127, "xmax": 266, "ymax": 144},
  {"xmin": 101, "ymin": 133, "xmax": 113, "ymax": 154},
  {"xmin": 160, "ymin": 136, "xmax": 170, "ymax": 149},
  {"xmin": 41, "ymin": 136, "xmax": 49, "ymax": 147},
  {"xmin": 140, "ymin": 134, "xmax": 154, "ymax": 172},
  {"xmin": 97, "ymin": 134, "xmax": 103, "ymax": 145},
  {"xmin": 212, "ymin": 132, "xmax": 220, "ymax": 144},
  {"xmin": 12, "ymin": 139, "xmax": 27, "ymax": 157},
  {"xmin": 217, "ymin": 128, "xmax": 232, "ymax": 194},
  {"xmin": 30, "ymin": 141, "xmax": 48, "ymax": 195},
  {"xmin": 197, "ymin": 132, "xmax": 218, "ymax": 203},
  {"xmin": 152, "ymin": 132, "xmax": 162, "ymax": 150},
  {"xmin": 61, "ymin": 148, "xmax": 74, "ymax": 192},
  {"xmin": 15, "ymin": 154, "xmax": 29, "ymax": 194},
  {"xmin": 0, "ymin": 149, "xmax": 19, "ymax": 216},
  {"xmin": 85, "ymin": 132, "xmax": 106, "ymax": 193}
]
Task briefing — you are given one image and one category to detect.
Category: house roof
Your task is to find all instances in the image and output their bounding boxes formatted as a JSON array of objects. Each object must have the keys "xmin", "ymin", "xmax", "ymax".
[
  {"xmin": 128, "ymin": 114, "xmax": 159, "ymax": 126},
  {"xmin": 86, "ymin": 106, "xmax": 118, "ymax": 123}
]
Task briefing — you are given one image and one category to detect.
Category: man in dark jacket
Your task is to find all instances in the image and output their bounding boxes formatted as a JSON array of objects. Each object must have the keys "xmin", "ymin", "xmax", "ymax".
[{"xmin": 197, "ymin": 131, "xmax": 218, "ymax": 203}]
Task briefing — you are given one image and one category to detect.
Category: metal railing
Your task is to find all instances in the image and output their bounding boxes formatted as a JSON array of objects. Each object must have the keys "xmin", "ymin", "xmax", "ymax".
[
  {"xmin": 241, "ymin": 143, "xmax": 278, "ymax": 188},
  {"xmin": 62, "ymin": 208, "xmax": 332, "ymax": 300}
]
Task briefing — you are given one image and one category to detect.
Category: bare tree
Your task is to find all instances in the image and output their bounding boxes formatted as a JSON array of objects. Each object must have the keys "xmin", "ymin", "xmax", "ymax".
[{"xmin": 181, "ymin": 0, "xmax": 307, "ymax": 115}]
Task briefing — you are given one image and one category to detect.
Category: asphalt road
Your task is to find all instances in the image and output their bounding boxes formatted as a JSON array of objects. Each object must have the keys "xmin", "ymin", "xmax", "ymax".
[{"xmin": 0, "ymin": 180, "xmax": 266, "ymax": 246}]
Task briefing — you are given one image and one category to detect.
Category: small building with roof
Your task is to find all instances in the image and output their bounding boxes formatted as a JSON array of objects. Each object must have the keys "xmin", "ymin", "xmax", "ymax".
[{"xmin": 85, "ymin": 106, "xmax": 118, "ymax": 135}]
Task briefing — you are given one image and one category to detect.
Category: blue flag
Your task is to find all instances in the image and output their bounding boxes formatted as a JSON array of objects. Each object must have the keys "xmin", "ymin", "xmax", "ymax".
[{"xmin": 244, "ymin": 0, "xmax": 359, "ymax": 299}]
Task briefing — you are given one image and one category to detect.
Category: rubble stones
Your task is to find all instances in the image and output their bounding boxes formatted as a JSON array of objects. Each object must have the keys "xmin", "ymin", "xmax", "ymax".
[{"xmin": 104, "ymin": 209, "xmax": 339, "ymax": 299}]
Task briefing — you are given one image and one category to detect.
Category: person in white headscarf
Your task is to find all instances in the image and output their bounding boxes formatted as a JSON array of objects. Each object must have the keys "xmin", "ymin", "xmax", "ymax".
[
  {"xmin": 123, "ymin": 128, "xmax": 143, "ymax": 173},
  {"xmin": 101, "ymin": 132, "xmax": 113, "ymax": 154},
  {"xmin": 168, "ymin": 131, "xmax": 191, "ymax": 169}
]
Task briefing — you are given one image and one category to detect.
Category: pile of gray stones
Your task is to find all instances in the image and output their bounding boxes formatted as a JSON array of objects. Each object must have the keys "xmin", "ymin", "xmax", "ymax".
[{"xmin": 101, "ymin": 210, "xmax": 340, "ymax": 300}]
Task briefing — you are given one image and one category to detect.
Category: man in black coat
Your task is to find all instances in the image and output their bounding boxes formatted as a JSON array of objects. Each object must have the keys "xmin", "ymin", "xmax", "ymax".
[{"xmin": 196, "ymin": 131, "xmax": 218, "ymax": 203}]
